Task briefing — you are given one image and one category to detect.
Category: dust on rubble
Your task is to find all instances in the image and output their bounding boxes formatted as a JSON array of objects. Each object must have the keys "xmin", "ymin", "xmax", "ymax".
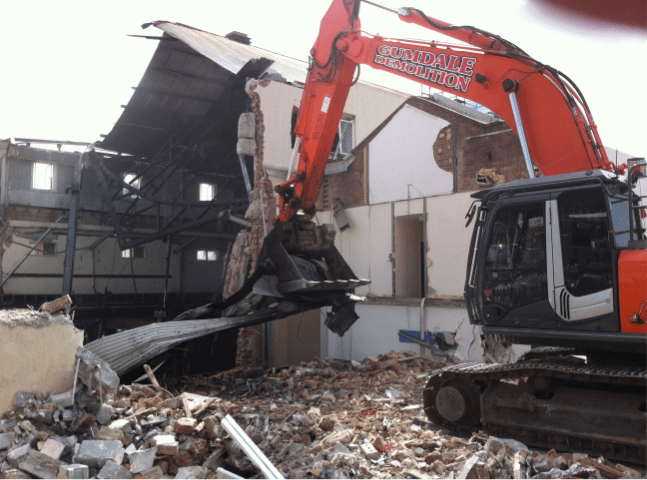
[{"xmin": 0, "ymin": 349, "xmax": 643, "ymax": 479}]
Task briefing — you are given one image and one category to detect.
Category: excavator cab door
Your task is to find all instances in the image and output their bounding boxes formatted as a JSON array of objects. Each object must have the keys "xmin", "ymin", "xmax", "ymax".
[
  {"xmin": 547, "ymin": 188, "xmax": 616, "ymax": 330},
  {"xmin": 475, "ymin": 194, "xmax": 556, "ymax": 329}
]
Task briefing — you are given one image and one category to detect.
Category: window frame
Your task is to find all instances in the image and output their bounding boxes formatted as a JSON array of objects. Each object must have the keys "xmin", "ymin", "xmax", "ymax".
[
  {"xmin": 32, "ymin": 162, "xmax": 55, "ymax": 191},
  {"xmin": 197, "ymin": 249, "xmax": 218, "ymax": 261},
  {"xmin": 122, "ymin": 173, "xmax": 141, "ymax": 198},
  {"xmin": 199, "ymin": 183, "xmax": 216, "ymax": 202}
]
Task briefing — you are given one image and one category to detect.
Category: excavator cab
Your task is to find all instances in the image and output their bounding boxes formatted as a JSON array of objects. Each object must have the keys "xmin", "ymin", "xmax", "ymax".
[{"xmin": 465, "ymin": 169, "xmax": 647, "ymax": 352}]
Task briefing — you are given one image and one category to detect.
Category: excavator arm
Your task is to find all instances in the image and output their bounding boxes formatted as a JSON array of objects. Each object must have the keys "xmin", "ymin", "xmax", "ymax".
[
  {"xmin": 276, "ymin": 0, "xmax": 614, "ymax": 223},
  {"xmin": 256, "ymin": 0, "xmax": 617, "ymax": 335}
]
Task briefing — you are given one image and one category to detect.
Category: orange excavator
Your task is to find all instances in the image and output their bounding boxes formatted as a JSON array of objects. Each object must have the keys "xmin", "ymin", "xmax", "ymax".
[{"xmin": 255, "ymin": 0, "xmax": 646, "ymax": 461}]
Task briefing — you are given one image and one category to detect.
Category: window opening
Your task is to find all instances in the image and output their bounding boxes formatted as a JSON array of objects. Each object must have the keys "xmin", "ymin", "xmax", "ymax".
[
  {"xmin": 330, "ymin": 118, "xmax": 354, "ymax": 157},
  {"xmin": 32, "ymin": 163, "xmax": 53, "ymax": 190},
  {"xmin": 199, "ymin": 183, "xmax": 216, "ymax": 201},
  {"xmin": 43, "ymin": 243, "xmax": 56, "ymax": 255},
  {"xmin": 122, "ymin": 246, "xmax": 146, "ymax": 258},
  {"xmin": 197, "ymin": 250, "xmax": 218, "ymax": 261},
  {"xmin": 482, "ymin": 203, "xmax": 547, "ymax": 310},
  {"xmin": 123, "ymin": 173, "xmax": 141, "ymax": 198},
  {"xmin": 558, "ymin": 189, "xmax": 612, "ymax": 296}
]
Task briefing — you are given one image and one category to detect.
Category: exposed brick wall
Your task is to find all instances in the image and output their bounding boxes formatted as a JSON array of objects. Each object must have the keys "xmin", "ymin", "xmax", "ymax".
[
  {"xmin": 318, "ymin": 96, "xmax": 529, "ymax": 209},
  {"xmin": 319, "ymin": 150, "xmax": 366, "ymax": 210},
  {"xmin": 407, "ymin": 96, "xmax": 529, "ymax": 194}
]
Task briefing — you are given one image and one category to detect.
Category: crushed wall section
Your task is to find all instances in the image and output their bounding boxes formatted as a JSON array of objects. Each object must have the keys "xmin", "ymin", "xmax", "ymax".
[{"xmin": 0, "ymin": 310, "xmax": 83, "ymax": 415}]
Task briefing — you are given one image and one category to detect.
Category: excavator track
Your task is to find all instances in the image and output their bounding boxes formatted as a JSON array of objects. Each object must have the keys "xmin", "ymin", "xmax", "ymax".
[{"xmin": 423, "ymin": 354, "xmax": 646, "ymax": 464}]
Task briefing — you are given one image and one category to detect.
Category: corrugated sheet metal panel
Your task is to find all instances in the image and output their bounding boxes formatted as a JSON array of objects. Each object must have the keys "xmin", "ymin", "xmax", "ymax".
[
  {"xmin": 84, "ymin": 317, "xmax": 251, "ymax": 376},
  {"xmin": 154, "ymin": 22, "xmax": 308, "ymax": 84},
  {"xmin": 9, "ymin": 160, "xmax": 32, "ymax": 192}
]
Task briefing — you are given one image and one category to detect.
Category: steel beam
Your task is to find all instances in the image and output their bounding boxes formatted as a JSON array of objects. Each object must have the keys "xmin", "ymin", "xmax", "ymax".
[{"xmin": 62, "ymin": 153, "xmax": 84, "ymax": 296}]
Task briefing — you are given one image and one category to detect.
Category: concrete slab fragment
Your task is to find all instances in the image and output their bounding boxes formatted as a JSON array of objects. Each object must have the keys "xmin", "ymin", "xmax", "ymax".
[
  {"xmin": 57, "ymin": 464, "xmax": 90, "ymax": 479},
  {"xmin": 151, "ymin": 435, "xmax": 178, "ymax": 456},
  {"xmin": 75, "ymin": 440, "xmax": 124, "ymax": 468},
  {"xmin": 40, "ymin": 438, "xmax": 65, "ymax": 460},
  {"xmin": 18, "ymin": 449, "xmax": 61, "ymax": 479},
  {"xmin": 97, "ymin": 460, "xmax": 132, "ymax": 479},
  {"xmin": 128, "ymin": 447, "xmax": 158, "ymax": 474},
  {"xmin": 0, "ymin": 432, "xmax": 15, "ymax": 450},
  {"xmin": 6, "ymin": 444, "xmax": 30, "ymax": 467}
]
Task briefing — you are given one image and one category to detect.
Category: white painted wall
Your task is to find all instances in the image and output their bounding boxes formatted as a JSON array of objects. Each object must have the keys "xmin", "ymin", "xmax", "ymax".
[
  {"xmin": 324, "ymin": 303, "xmax": 484, "ymax": 362},
  {"xmin": 319, "ymin": 205, "xmax": 393, "ymax": 297},
  {"xmin": 426, "ymin": 192, "xmax": 476, "ymax": 297},
  {"xmin": 1, "ymin": 234, "xmax": 181, "ymax": 295},
  {"xmin": 257, "ymin": 80, "xmax": 407, "ymax": 170},
  {"xmin": 316, "ymin": 190, "xmax": 488, "ymax": 362},
  {"xmin": 368, "ymin": 105, "xmax": 452, "ymax": 205}
]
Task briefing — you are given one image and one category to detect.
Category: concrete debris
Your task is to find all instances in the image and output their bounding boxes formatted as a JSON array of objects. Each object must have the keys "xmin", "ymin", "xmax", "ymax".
[
  {"xmin": 0, "ymin": 350, "xmax": 643, "ymax": 479},
  {"xmin": 75, "ymin": 348, "xmax": 120, "ymax": 396}
]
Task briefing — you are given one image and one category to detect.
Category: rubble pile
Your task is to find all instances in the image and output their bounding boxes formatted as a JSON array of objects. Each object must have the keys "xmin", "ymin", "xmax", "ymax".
[{"xmin": 0, "ymin": 349, "xmax": 643, "ymax": 479}]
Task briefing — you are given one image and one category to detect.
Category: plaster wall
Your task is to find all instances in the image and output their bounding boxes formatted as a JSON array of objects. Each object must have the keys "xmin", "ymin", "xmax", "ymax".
[
  {"xmin": 317, "ymin": 191, "xmax": 487, "ymax": 362},
  {"xmin": 257, "ymin": 80, "xmax": 407, "ymax": 170},
  {"xmin": 1, "ymin": 234, "xmax": 181, "ymax": 295},
  {"xmin": 368, "ymin": 105, "xmax": 453, "ymax": 204},
  {"xmin": 323, "ymin": 304, "xmax": 483, "ymax": 362},
  {"xmin": 318, "ymin": 204, "xmax": 393, "ymax": 297},
  {"xmin": 425, "ymin": 192, "xmax": 475, "ymax": 297},
  {"xmin": 319, "ymin": 192, "xmax": 475, "ymax": 300},
  {"xmin": 0, "ymin": 311, "xmax": 83, "ymax": 415}
]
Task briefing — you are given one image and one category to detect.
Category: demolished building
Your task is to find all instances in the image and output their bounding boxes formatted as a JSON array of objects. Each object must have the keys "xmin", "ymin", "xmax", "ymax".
[{"xmin": 3, "ymin": 20, "xmax": 640, "ymax": 374}]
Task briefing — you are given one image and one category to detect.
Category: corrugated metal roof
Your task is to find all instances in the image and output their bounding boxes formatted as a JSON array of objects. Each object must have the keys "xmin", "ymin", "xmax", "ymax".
[{"xmin": 154, "ymin": 22, "xmax": 308, "ymax": 84}]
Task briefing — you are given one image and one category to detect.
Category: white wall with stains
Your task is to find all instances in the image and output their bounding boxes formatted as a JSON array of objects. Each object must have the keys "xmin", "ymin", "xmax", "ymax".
[
  {"xmin": 257, "ymin": 80, "xmax": 408, "ymax": 170},
  {"xmin": 368, "ymin": 105, "xmax": 453, "ymax": 204},
  {"xmin": 317, "ymin": 190, "xmax": 488, "ymax": 362}
]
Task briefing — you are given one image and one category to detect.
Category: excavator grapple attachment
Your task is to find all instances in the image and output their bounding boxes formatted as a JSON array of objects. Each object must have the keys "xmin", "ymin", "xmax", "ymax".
[
  {"xmin": 260, "ymin": 221, "xmax": 369, "ymax": 295},
  {"xmin": 256, "ymin": 221, "xmax": 369, "ymax": 335}
]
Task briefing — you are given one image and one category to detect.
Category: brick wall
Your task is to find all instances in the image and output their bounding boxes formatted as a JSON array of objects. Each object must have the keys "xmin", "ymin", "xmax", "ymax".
[{"xmin": 318, "ymin": 96, "xmax": 529, "ymax": 209}]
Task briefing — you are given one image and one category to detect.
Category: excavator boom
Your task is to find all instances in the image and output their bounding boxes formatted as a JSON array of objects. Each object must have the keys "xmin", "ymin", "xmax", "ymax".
[{"xmin": 277, "ymin": 0, "xmax": 614, "ymax": 223}]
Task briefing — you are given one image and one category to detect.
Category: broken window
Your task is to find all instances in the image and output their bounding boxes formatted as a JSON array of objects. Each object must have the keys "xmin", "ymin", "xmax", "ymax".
[
  {"xmin": 330, "ymin": 118, "xmax": 355, "ymax": 157},
  {"xmin": 197, "ymin": 250, "xmax": 218, "ymax": 261},
  {"xmin": 123, "ymin": 173, "xmax": 141, "ymax": 198},
  {"xmin": 32, "ymin": 162, "xmax": 54, "ymax": 190},
  {"xmin": 122, "ymin": 247, "xmax": 145, "ymax": 259},
  {"xmin": 394, "ymin": 215, "xmax": 425, "ymax": 298},
  {"xmin": 199, "ymin": 183, "xmax": 216, "ymax": 201}
]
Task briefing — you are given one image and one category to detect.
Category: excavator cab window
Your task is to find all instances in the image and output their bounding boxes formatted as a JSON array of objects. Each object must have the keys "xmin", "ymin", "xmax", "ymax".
[
  {"xmin": 557, "ymin": 189, "xmax": 613, "ymax": 297},
  {"xmin": 482, "ymin": 202, "xmax": 548, "ymax": 311}
]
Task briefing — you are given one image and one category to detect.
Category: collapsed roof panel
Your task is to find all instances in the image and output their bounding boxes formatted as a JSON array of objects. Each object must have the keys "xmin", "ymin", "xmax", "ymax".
[
  {"xmin": 99, "ymin": 33, "xmax": 245, "ymax": 159},
  {"xmin": 152, "ymin": 21, "xmax": 307, "ymax": 84}
]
